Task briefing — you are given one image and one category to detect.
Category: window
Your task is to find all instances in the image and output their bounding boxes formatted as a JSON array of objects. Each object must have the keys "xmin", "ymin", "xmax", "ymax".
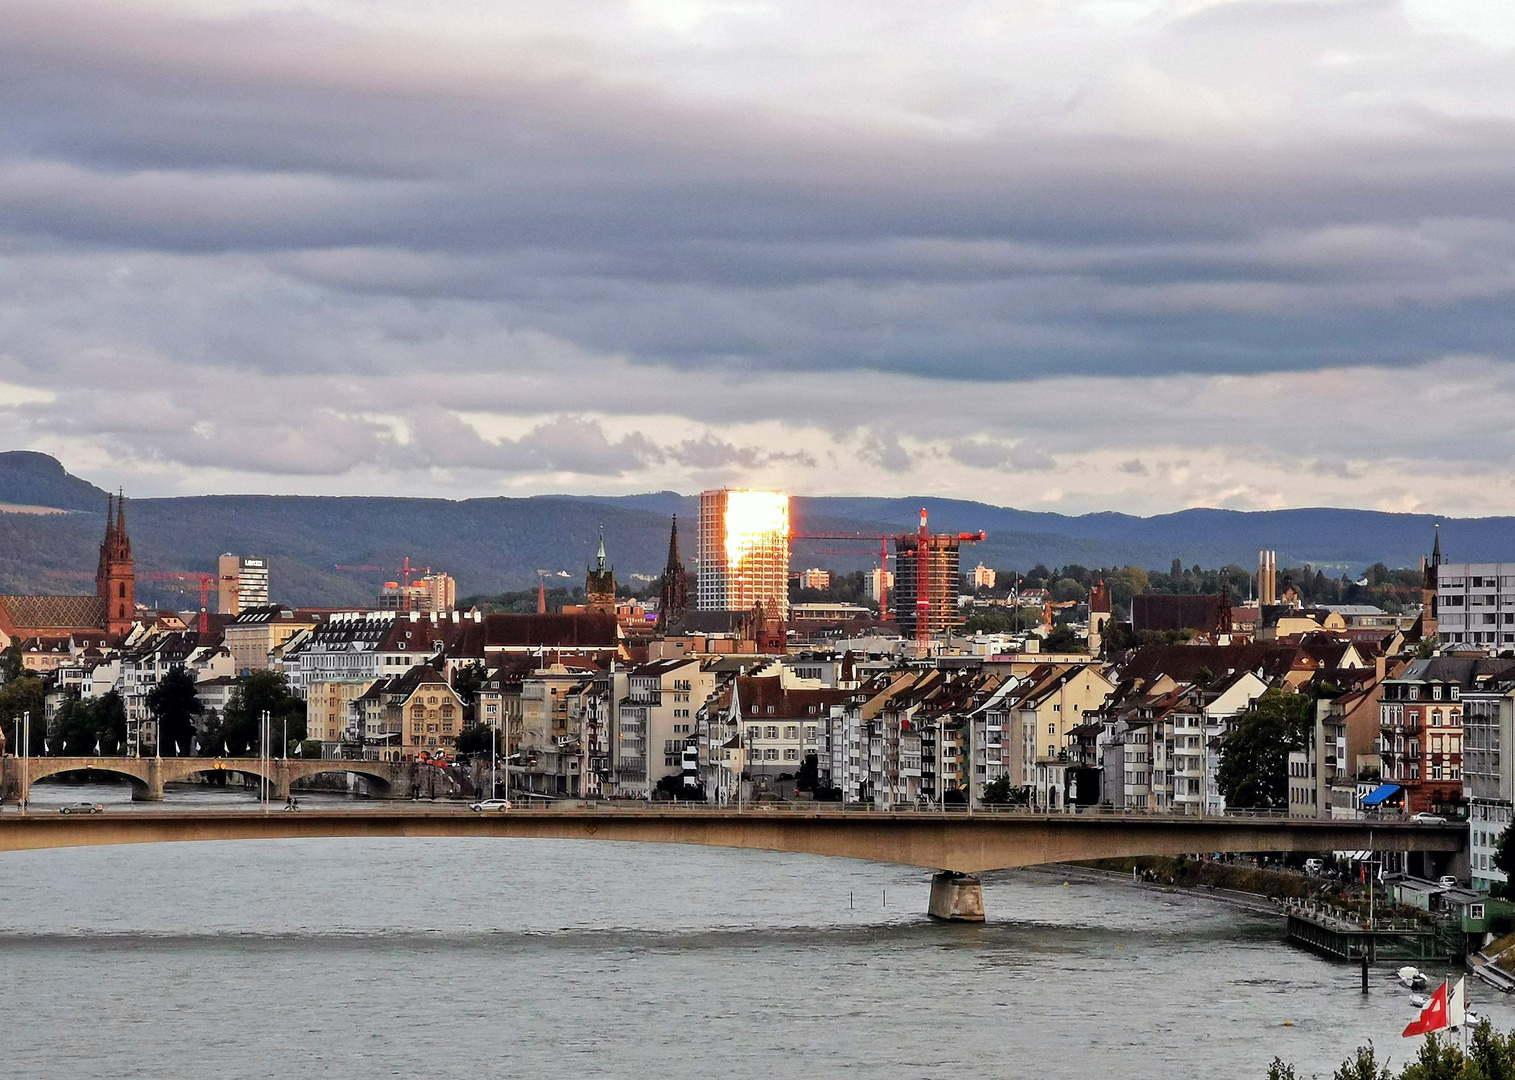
[
  {"xmin": 783, "ymin": 726, "xmax": 798, "ymax": 739},
  {"xmin": 783, "ymin": 748, "xmax": 798, "ymax": 761},
  {"xmin": 764, "ymin": 748, "xmax": 779, "ymax": 761},
  {"xmin": 746, "ymin": 726, "xmax": 760, "ymax": 741},
  {"xmin": 765, "ymin": 726, "xmax": 778, "ymax": 739},
  {"xmin": 1048, "ymin": 723, "xmax": 1055, "ymax": 734}
]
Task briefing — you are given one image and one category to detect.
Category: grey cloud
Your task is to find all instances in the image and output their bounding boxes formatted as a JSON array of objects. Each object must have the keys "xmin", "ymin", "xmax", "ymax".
[
  {"xmin": 948, "ymin": 439, "xmax": 1055, "ymax": 472},
  {"xmin": 2, "ymin": 1, "xmax": 1515, "ymax": 387}
]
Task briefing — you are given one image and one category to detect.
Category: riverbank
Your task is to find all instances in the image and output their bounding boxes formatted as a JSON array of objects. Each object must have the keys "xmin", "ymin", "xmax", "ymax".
[{"xmin": 1052, "ymin": 856, "xmax": 1310, "ymax": 917}]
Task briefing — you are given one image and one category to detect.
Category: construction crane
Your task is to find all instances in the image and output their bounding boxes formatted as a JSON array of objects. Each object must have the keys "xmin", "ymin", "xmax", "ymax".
[
  {"xmin": 334, "ymin": 557, "xmax": 432, "ymax": 612},
  {"xmin": 789, "ymin": 532, "xmax": 896, "ymax": 617},
  {"xmin": 894, "ymin": 509, "xmax": 986, "ymax": 653},
  {"xmin": 136, "ymin": 571, "xmax": 232, "ymax": 634}
]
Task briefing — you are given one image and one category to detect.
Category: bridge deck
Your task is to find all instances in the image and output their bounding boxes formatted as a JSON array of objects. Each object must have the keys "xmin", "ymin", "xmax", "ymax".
[{"xmin": 0, "ymin": 808, "xmax": 1465, "ymax": 873}]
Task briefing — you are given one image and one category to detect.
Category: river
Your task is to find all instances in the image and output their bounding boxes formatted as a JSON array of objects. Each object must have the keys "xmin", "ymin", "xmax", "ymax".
[{"xmin": 1, "ymin": 779, "xmax": 1510, "ymax": 1079}]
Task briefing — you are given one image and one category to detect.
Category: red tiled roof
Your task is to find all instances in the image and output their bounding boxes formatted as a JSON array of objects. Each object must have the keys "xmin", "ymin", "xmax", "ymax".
[{"xmin": 0, "ymin": 594, "xmax": 106, "ymax": 634}]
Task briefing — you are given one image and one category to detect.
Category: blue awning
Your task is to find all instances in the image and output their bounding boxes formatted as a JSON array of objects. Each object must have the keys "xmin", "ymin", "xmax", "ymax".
[{"xmin": 1361, "ymin": 783, "xmax": 1402, "ymax": 807}]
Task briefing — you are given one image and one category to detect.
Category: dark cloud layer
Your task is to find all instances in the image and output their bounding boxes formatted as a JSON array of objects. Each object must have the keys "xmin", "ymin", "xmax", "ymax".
[{"xmin": 0, "ymin": 0, "xmax": 1513, "ymax": 511}]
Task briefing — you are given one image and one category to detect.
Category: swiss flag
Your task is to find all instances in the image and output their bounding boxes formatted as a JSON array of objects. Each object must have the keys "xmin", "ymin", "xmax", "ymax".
[{"xmin": 1404, "ymin": 980, "xmax": 1450, "ymax": 1037}]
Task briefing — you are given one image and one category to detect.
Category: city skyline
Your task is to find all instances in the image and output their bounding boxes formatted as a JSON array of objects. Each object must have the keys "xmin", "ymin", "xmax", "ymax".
[{"xmin": 2, "ymin": 3, "xmax": 1514, "ymax": 515}]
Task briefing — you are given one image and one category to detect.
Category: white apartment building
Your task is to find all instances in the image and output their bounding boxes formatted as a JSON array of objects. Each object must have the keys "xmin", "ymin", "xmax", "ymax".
[{"xmin": 1436, "ymin": 563, "xmax": 1515, "ymax": 649}]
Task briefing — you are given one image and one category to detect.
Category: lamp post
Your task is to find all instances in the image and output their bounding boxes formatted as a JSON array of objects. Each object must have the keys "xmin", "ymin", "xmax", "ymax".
[{"xmin": 20, "ymin": 709, "xmax": 29, "ymax": 814}]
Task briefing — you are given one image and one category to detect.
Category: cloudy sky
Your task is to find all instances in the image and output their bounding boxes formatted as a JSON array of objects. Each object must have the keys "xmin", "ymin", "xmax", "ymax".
[{"xmin": 2, "ymin": 0, "xmax": 1514, "ymax": 515}]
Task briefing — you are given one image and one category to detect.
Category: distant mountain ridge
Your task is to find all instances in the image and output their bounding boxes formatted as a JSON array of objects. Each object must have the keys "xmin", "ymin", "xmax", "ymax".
[{"xmin": 0, "ymin": 452, "xmax": 1503, "ymax": 607}]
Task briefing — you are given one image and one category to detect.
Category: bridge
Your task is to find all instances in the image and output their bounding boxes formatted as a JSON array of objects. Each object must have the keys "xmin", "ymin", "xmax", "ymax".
[
  {"xmin": 0, "ymin": 756, "xmax": 455, "ymax": 802},
  {"xmin": 0, "ymin": 807, "xmax": 1466, "ymax": 920}
]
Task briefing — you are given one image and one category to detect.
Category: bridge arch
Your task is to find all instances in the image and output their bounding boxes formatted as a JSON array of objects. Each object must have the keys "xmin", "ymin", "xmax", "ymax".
[
  {"xmin": 287, "ymin": 767, "xmax": 394, "ymax": 797},
  {"xmin": 22, "ymin": 760, "xmax": 150, "ymax": 798}
]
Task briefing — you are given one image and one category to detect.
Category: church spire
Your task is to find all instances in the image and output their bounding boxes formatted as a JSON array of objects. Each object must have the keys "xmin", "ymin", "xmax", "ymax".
[{"xmin": 656, "ymin": 515, "xmax": 689, "ymax": 631}]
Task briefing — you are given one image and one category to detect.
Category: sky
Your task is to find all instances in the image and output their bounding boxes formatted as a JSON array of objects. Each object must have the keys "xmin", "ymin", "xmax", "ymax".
[{"xmin": 2, "ymin": 0, "xmax": 1514, "ymax": 515}]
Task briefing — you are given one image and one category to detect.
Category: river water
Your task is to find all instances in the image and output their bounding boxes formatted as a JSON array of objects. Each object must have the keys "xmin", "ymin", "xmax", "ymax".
[{"xmin": 2, "ymin": 780, "xmax": 1511, "ymax": 1079}]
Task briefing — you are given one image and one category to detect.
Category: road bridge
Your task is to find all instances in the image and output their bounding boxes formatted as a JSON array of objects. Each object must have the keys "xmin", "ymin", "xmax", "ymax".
[
  {"xmin": 0, "ymin": 808, "xmax": 1465, "ymax": 920},
  {"xmin": 0, "ymin": 756, "xmax": 454, "ymax": 802}
]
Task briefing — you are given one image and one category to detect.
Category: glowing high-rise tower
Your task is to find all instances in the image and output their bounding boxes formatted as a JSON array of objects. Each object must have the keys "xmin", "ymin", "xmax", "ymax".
[{"xmin": 697, "ymin": 489, "xmax": 790, "ymax": 619}]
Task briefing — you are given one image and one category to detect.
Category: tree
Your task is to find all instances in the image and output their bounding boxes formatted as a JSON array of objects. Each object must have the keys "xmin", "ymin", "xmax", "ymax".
[
  {"xmin": 1417, "ymin": 635, "xmax": 1439, "ymax": 660},
  {"xmin": 54, "ymin": 690, "xmax": 128, "ymax": 755},
  {"xmin": 147, "ymin": 665, "xmax": 202, "ymax": 756},
  {"xmin": 796, "ymin": 751, "xmax": 819, "ymax": 793},
  {"xmin": 1493, "ymin": 825, "xmax": 1515, "ymax": 900},
  {"xmin": 981, "ymin": 776, "xmax": 1014, "ymax": 805},
  {"xmin": 1043, "ymin": 625, "xmax": 1086, "ymax": 653},
  {"xmin": 0, "ymin": 673, "xmax": 46, "ymax": 754},
  {"xmin": 454, "ymin": 724, "xmax": 495, "ymax": 757},
  {"xmin": 0, "ymin": 644, "xmax": 23, "ymax": 684},
  {"xmin": 453, "ymin": 661, "xmax": 489, "ymax": 706},
  {"xmin": 222, "ymin": 671, "xmax": 305, "ymax": 754},
  {"xmin": 1217, "ymin": 690, "xmax": 1312, "ymax": 810}
]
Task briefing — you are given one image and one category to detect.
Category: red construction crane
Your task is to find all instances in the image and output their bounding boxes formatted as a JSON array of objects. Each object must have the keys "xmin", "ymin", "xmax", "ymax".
[
  {"xmin": 895, "ymin": 509, "xmax": 986, "ymax": 653},
  {"xmin": 137, "ymin": 571, "xmax": 229, "ymax": 634}
]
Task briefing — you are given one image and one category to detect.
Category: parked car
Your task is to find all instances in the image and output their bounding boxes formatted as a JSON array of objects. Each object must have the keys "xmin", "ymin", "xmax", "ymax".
[
  {"xmin": 1411, "ymin": 812, "xmax": 1448, "ymax": 824},
  {"xmin": 1438, "ymin": 875, "xmax": 1460, "ymax": 890},
  {"xmin": 468, "ymin": 799, "xmax": 512, "ymax": 812},
  {"xmin": 59, "ymin": 802, "xmax": 105, "ymax": 815},
  {"xmin": 1303, "ymin": 858, "xmax": 1325, "ymax": 874}
]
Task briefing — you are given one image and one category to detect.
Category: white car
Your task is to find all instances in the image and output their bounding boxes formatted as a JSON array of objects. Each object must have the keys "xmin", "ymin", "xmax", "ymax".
[
  {"xmin": 59, "ymin": 802, "xmax": 105, "ymax": 815},
  {"xmin": 1439, "ymin": 875, "xmax": 1460, "ymax": 890},
  {"xmin": 1411, "ymin": 812, "xmax": 1448, "ymax": 824},
  {"xmin": 468, "ymin": 799, "xmax": 512, "ymax": 812}
]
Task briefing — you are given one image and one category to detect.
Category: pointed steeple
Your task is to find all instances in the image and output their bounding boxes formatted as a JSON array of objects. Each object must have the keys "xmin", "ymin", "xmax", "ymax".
[
  {"xmin": 1432, "ymin": 523, "xmax": 1443, "ymax": 566},
  {"xmin": 656, "ymin": 515, "xmax": 689, "ymax": 631},
  {"xmin": 585, "ymin": 525, "xmax": 616, "ymax": 614}
]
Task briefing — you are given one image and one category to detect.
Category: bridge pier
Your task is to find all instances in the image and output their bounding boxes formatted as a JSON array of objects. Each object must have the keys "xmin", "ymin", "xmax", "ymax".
[
  {"xmin": 928, "ymin": 871, "xmax": 985, "ymax": 922},
  {"xmin": 135, "ymin": 759, "xmax": 164, "ymax": 801}
]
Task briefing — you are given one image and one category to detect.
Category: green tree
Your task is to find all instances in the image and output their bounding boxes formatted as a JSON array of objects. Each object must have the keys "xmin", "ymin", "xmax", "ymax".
[
  {"xmin": 452, "ymin": 661, "xmax": 489, "ymax": 706},
  {"xmin": 1331, "ymin": 1042, "xmax": 1393, "ymax": 1080},
  {"xmin": 796, "ymin": 751, "xmax": 819, "ymax": 793},
  {"xmin": 1217, "ymin": 689, "xmax": 1312, "ymax": 810},
  {"xmin": 1417, "ymin": 635, "xmax": 1440, "ymax": 660},
  {"xmin": 454, "ymin": 723, "xmax": 495, "ymax": 757},
  {"xmin": 981, "ymin": 776, "xmax": 1014, "ymax": 805},
  {"xmin": 54, "ymin": 690, "xmax": 128, "ymax": 755},
  {"xmin": 222, "ymin": 671, "xmax": 305, "ymax": 754},
  {"xmin": 0, "ymin": 674, "xmax": 46, "ymax": 755},
  {"xmin": 0, "ymin": 644, "xmax": 23, "ymax": 684},
  {"xmin": 1492, "ymin": 825, "xmax": 1515, "ymax": 900},
  {"xmin": 1044, "ymin": 625, "xmax": 1086, "ymax": 653},
  {"xmin": 147, "ymin": 665, "xmax": 203, "ymax": 756}
]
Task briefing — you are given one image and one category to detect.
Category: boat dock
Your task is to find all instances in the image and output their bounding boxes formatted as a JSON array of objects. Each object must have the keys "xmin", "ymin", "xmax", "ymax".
[{"xmin": 1285, "ymin": 903, "xmax": 1460, "ymax": 961}]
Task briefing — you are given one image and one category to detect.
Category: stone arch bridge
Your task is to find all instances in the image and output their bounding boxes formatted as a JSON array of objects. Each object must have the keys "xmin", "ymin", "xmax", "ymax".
[{"xmin": 1, "ymin": 756, "xmax": 447, "ymax": 802}]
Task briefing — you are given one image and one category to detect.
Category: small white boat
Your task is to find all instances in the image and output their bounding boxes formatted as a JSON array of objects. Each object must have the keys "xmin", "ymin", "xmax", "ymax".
[{"xmin": 1399, "ymin": 966, "xmax": 1428, "ymax": 990}]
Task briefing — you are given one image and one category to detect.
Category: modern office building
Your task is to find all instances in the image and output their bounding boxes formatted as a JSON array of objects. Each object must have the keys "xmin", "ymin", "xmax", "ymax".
[
  {"xmin": 218, "ymin": 554, "xmax": 269, "ymax": 615},
  {"xmin": 1434, "ymin": 562, "xmax": 1515, "ymax": 649},
  {"xmin": 696, "ymin": 489, "xmax": 790, "ymax": 619}
]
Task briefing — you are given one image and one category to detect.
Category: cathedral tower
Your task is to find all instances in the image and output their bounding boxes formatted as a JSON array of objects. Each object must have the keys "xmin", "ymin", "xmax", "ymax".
[
  {"xmin": 656, "ymin": 515, "xmax": 690, "ymax": 631},
  {"xmin": 96, "ymin": 493, "xmax": 135, "ymax": 636}
]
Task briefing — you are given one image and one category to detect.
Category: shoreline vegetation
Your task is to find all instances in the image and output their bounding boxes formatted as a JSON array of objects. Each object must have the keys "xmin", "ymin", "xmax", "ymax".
[{"xmin": 1271, "ymin": 1025, "xmax": 1515, "ymax": 1079}]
